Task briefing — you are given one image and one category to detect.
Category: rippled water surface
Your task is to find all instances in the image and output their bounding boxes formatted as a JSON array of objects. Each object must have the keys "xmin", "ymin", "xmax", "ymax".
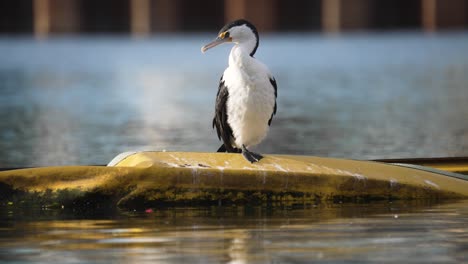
[
  {"xmin": 1, "ymin": 33, "xmax": 468, "ymax": 264},
  {"xmin": 1, "ymin": 201, "xmax": 468, "ymax": 263},
  {"xmin": 1, "ymin": 33, "xmax": 468, "ymax": 167}
]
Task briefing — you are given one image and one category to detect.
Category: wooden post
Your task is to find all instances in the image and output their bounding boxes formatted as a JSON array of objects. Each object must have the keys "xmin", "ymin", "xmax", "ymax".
[
  {"xmin": 322, "ymin": 0, "xmax": 371, "ymax": 33},
  {"xmin": 422, "ymin": 0, "xmax": 467, "ymax": 32},
  {"xmin": 34, "ymin": 0, "xmax": 81, "ymax": 36},
  {"xmin": 422, "ymin": 0, "xmax": 437, "ymax": 32},
  {"xmin": 340, "ymin": 0, "xmax": 371, "ymax": 30},
  {"xmin": 152, "ymin": 0, "xmax": 180, "ymax": 32},
  {"xmin": 49, "ymin": 0, "xmax": 80, "ymax": 34},
  {"xmin": 224, "ymin": 0, "xmax": 276, "ymax": 32},
  {"xmin": 34, "ymin": 0, "xmax": 50, "ymax": 38},
  {"xmin": 225, "ymin": 0, "xmax": 247, "ymax": 22},
  {"xmin": 322, "ymin": 0, "xmax": 341, "ymax": 33},
  {"xmin": 131, "ymin": 0, "xmax": 151, "ymax": 36}
]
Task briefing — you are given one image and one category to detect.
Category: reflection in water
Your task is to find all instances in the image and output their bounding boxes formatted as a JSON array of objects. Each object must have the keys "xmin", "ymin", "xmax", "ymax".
[
  {"xmin": 0, "ymin": 33, "xmax": 468, "ymax": 166},
  {"xmin": 0, "ymin": 201, "xmax": 467, "ymax": 263}
]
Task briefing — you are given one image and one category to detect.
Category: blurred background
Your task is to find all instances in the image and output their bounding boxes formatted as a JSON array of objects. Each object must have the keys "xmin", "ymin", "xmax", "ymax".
[{"xmin": 0, "ymin": 0, "xmax": 467, "ymax": 167}]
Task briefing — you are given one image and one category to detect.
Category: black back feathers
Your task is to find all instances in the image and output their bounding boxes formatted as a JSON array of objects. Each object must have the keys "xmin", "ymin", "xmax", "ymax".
[
  {"xmin": 268, "ymin": 78, "xmax": 277, "ymax": 126},
  {"xmin": 213, "ymin": 79, "xmax": 238, "ymax": 153}
]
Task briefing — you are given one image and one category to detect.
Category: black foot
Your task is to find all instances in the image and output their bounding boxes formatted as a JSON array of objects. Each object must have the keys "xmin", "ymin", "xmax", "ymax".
[
  {"xmin": 241, "ymin": 145, "xmax": 263, "ymax": 163},
  {"xmin": 217, "ymin": 144, "xmax": 242, "ymax": 153},
  {"xmin": 217, "ymin": 144, "xmax": 227, "ymax": 152}
]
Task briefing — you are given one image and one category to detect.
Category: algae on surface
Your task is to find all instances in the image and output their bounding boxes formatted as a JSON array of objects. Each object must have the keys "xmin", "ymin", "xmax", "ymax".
[{"xmin": 1, "ymin": 153, "xmax": 467, "ymax": 209}]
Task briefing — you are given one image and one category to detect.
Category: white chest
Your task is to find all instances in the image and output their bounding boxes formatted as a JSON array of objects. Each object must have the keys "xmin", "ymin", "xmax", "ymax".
[{"xmin": 221, "ymin": 48, "xmax": 276, "ymax": 148}]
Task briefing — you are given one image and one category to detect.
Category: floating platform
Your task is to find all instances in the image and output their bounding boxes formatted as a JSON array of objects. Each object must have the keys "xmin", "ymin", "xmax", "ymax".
[{"xmin": 1, "ymin": 152, "xmax": 467, "ymax": 209}]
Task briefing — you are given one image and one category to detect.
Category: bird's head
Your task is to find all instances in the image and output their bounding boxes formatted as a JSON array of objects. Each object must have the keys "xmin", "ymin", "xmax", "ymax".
[{"xmin": 201, "ymin": 19, "xmax": 259, "ymax": 57}]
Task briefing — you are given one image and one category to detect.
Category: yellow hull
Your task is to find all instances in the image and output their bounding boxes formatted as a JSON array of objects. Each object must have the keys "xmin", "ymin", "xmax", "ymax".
[{"xmin": 1, "ymin": 152, "xmax": 468, "ymax": 208}]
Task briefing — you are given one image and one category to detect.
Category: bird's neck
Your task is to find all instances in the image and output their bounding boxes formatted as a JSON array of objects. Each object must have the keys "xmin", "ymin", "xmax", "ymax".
[
  {"xmin": 229, "ymin": 43, "xmax": 255, "ymax": 68},
  {"xmin": 233, "ymin": 37, "xmax": 257, "ymax": 55}
]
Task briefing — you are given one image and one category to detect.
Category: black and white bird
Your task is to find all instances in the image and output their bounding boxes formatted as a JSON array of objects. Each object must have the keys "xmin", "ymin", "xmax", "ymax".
[{"xmin": 201, "ymin": 19, "xmax": 277, "ymax": 163}]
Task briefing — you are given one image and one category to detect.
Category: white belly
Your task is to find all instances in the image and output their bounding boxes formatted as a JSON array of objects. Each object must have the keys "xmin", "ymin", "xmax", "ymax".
[{"xmin": 224, "ymin": 67, "xmax": 276, "ymax": 148}]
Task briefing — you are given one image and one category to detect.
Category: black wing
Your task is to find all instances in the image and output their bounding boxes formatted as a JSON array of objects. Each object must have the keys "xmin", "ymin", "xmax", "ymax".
[
  {"xmin": 213, "ymin": 78, "xmax": 238, "ymax": 152},
  {"xmin": 268, "ymin": 77, "xmax": 278, "ymax": 126}
]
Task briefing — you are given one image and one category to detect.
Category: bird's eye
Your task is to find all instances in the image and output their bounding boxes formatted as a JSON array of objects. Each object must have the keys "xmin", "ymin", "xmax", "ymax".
[{"xmin": 219, "ymin": 31, "xmax": 230, "ymax": 39}]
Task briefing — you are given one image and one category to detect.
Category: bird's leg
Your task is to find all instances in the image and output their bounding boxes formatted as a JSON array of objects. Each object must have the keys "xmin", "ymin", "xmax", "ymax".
[
  {"xmin": 217, "ymin": 144, "xmax": 227, "ymax": 152},
  {"xmin": 241, "ymin": 145, "xmax": 263, "ymax": 163}
]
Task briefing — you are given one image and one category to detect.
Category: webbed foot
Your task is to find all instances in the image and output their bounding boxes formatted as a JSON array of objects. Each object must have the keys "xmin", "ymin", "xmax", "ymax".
[{"xmin": 241, "ymin": 145, "xmax": 263, "ymax": 163}]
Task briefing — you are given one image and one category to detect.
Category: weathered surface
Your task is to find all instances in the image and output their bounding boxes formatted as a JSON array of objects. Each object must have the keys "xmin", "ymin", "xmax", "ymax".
[{"xmin": 1, "ymin": 152, "xmax": 467, "ymax": 209}]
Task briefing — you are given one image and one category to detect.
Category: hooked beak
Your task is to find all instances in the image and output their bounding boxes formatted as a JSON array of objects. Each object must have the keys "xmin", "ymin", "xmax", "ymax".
[{"xmin": 201, "ymin": 33, "xmax": 232, "ymax": 53}]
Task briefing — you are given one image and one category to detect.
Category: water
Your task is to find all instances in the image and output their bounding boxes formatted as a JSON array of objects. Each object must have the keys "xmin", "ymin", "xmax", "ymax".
[
  {"xmin": 2, "ymin": 33, "xmax": 468, "ymax": 263},
  {"xmin": 0, "ymin": 201, "xmax": 467, "ymax": 263},
  {"xmin": 0, "ymin": 32, "xmax": 468, "ymax": 167}
]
